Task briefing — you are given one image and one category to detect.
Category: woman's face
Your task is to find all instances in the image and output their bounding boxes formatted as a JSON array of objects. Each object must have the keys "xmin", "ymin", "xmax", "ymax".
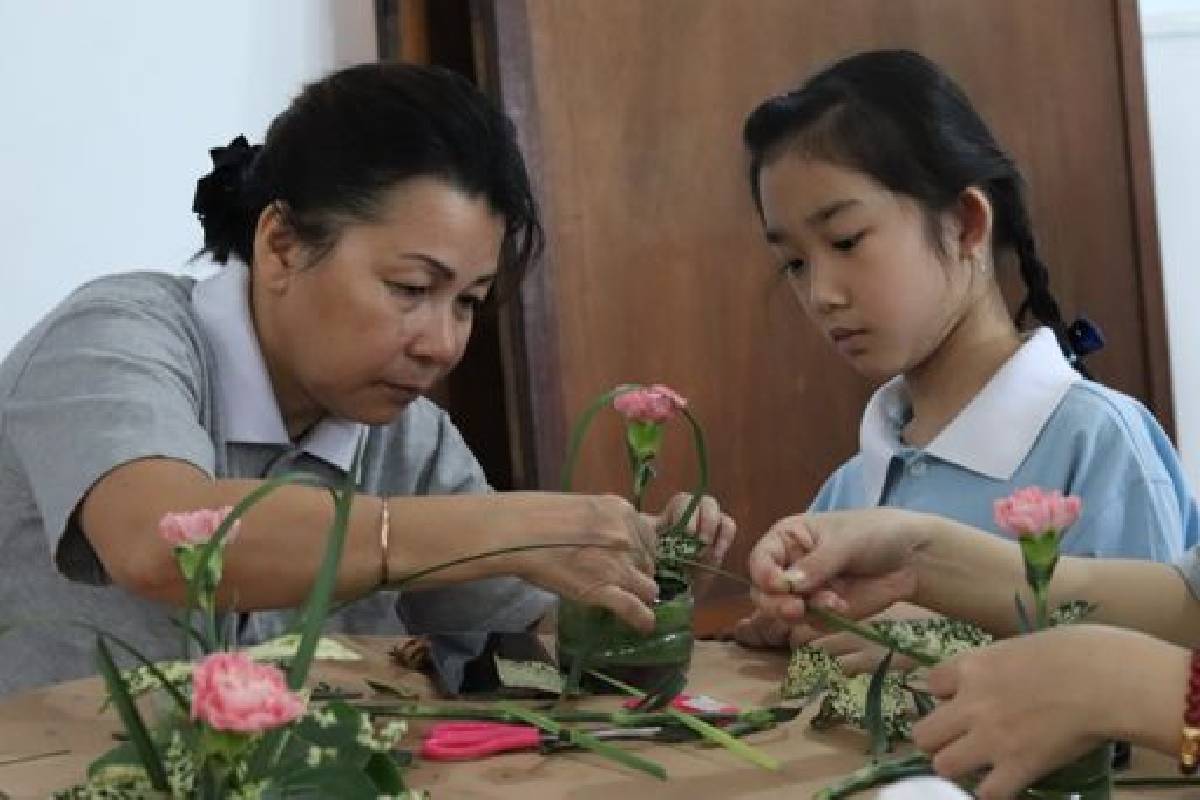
[
  {"xmin": 757, "ymin": 154, "xmax": 976, "ymax": 383},
  {"xmin": 256, "ymin": 177, "xmax": 505, "ymax": 428}
]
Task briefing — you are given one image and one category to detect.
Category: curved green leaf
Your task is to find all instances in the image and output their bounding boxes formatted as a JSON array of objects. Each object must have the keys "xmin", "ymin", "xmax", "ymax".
[
  {"xmin": 865, "ymin": 651, "xmax": 894, "ymax": 759},
  {"xmin": 94, "ymin": 636, "xmax": 168, "ymax": 790}
]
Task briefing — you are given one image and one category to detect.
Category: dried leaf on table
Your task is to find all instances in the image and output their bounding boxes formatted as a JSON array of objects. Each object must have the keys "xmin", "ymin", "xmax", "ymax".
[{"xmin": 390, "ymin": 637, "xmax": 430, "ymax": 671}]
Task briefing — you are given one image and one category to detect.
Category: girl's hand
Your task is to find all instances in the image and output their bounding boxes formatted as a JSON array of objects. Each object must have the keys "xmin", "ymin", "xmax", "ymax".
[
  {"xmin": 733, "ymin": 609, "xmax": 792, "ymax": 649},
  {"xmin": 747, "ymin": 509, "xmax": 929, "ymax": 623},
  {"xmin": 914, "ymin": 624, "xmax": 1186, "ymax": 799},
  {"xmin": 808, "ymin": 604, "xmax": 937, "ymax": 674}
]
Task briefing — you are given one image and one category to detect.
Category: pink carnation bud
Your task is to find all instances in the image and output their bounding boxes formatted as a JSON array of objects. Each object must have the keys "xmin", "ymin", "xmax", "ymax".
[
  {"xmin": 993, "ymin": 487, "xmax": 1082, "ymax": 538},
  {"xmin": 612, "ymin": 384, "xmax": 688, "ymax": 424},
  {"xmin": 158, "ymin": 506, "xmax": 239, "ymax": 547},
  {"xmin": 191, "ymin": 652, "xmax": 305, "ymax": 734}
]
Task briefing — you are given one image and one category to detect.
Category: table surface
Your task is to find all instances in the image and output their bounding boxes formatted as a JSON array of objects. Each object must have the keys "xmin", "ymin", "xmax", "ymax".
[{"xmin": 0, "ymin": 636, "xmax": 1191, "ymax": 799}]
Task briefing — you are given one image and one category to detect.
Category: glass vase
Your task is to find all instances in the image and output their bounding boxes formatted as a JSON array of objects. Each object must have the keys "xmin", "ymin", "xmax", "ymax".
[
  {"xmin": 556, "ymin": 579, "xmax": 694, "ymax": 694},
  {"xmin": 1024, "ymin": 742, "xmax": 1113, "ymax": 800}
]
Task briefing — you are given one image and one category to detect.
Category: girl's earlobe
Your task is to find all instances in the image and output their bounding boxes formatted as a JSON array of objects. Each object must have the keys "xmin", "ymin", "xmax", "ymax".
[{"xmin": 958, "ymin": 187, "xmax": 994, "ymax": 256}]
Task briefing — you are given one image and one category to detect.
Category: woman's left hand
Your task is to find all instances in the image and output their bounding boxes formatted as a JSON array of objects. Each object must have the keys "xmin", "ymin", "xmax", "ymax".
[{"xmin": 653, "ymin": 492, "xmax": 737, "ymax": 569}]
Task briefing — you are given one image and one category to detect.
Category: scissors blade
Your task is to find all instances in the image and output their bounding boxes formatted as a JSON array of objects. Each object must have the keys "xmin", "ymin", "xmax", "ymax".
[{"xmin": 588, "ymin": 726, "xmax": 666, "ymax": 741}]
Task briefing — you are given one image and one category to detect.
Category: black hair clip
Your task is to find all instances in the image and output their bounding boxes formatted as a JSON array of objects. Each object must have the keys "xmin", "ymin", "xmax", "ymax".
[
  {"xmin": 1067, "ymin": 317, "xmax": 1105, "ymax": 362},
  {"xmin": 209, "ymin": 134, "xmax": 260, "ymax": 172},
  {"xmin": 192, "ymin": 135, "xmax": 261, "ymax": 220}
]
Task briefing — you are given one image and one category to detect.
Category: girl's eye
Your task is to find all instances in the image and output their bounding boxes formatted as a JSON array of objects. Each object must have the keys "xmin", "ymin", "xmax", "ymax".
[
  {"xmin": 781, "ymin": 258, "xmax": 807, "ymax": 276},
  {"xmin": 456, "ymin": 295, "xmax": 485, "ymax": 314},
  {"xmin": 832, "ymin": 232, "xmax": 865, "ymax": 252}
]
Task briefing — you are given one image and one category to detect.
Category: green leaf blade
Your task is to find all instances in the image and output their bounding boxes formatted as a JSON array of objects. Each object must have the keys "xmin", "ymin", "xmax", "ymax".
[{"xmin": 94, "ymin": 636, "xmax": 168, "ymax": 790}]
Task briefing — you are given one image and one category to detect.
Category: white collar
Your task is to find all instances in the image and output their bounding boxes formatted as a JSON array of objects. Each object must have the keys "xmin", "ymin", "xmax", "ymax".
[
  {"xmin": 191, "ymin": 258, "xmax": 365, "ymax": 471},
  {"xmin": 859, "ymin": 327, "xmax": 1080, "ymax": 504}
]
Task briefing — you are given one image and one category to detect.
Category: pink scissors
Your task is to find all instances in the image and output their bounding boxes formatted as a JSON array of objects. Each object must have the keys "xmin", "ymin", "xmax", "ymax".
[{"xmin": 420, "ymin": 721, "xmax": 664, "ymax": 761}]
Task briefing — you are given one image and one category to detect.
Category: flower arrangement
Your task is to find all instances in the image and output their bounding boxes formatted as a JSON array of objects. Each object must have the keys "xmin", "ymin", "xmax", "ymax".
[
  {"xmin": 562, "ymin": 383, "xmax": 708, "ymax": 576},
  {"xmin": 550, "ymin": 382, "xmax": 791, "ymax": 775},
  {"xmin": 556, "ymin": 383, "xmax": 709, "ymax": 696}
]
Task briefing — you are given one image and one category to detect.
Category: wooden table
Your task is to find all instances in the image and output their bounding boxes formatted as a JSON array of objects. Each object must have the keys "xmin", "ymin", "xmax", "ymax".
[{"xmin": 0, "ymin": 638, "xmax": 1190, "ymax": 799}]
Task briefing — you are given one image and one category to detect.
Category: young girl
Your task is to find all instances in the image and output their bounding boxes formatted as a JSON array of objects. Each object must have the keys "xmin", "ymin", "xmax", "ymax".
[
  {"xmin": 0, "ymin": 63, "xmax": 734, "ymax": 695},
  {"xmin": 734, "ymin": 49, "xmax": 1196, "ymax": 651}
]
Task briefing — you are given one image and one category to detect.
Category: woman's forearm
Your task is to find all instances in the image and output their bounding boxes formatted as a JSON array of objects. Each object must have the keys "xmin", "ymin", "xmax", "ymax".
[{"xmin": 83, "ymin": 458, "xmax": 527, "ymax": 610}]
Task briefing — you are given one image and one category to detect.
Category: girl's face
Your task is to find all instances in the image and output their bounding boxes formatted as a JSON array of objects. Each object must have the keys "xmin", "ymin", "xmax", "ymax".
[
  {"xmin": 757, "ymin": 154, "xmax": 976, "ymax": 382},
  {"xmin": 256, "ymin": 177, "xmax": 504, "ymax": 428}
]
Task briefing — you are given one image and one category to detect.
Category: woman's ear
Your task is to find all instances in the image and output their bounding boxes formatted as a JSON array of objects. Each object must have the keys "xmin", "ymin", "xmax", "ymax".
[
  {"xmin": 251, "ymin": 202, "xmax": 303, "ymax": 294},
  {"xmin": 955, "ymin": 186, "xmax": 994, "ymax": 263}
]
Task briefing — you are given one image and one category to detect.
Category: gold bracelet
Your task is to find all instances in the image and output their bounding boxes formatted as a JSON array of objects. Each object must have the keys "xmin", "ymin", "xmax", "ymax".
[
  {"xmin": 1182, "ymin": 726, "xmax": 1200, "ymax": 774},
  {"xmin": 1180, "ymin": 649, "xmax": 1200, "ymax": 774},
  {"xmin": 378, "ymin": 497, "xmax": 391, "ymax": 588}
]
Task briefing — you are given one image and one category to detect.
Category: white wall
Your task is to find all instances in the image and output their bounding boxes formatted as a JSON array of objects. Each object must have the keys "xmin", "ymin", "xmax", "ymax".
[
  {"xmin": 1141, "ymin": 0, "xmax": 1200, "ymax": 490},
  {"xmin": 0, "ymin": 0, "xmax": 375, "ymax": 357}
]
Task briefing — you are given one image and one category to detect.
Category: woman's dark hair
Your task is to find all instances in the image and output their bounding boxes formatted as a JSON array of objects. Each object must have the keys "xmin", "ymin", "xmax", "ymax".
[
  {"xmin": 743, "ymin": 49, "xmax": 1102, "ymax": 369},
  {"xmin": 193, "ymin": 62, "xmax": 542, "ymax": 302}
]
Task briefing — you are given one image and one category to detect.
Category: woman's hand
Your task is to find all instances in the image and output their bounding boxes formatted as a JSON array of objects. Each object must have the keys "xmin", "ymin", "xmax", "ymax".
[
  {"xmin": 653, "ymin": 492, "xmax": 737, "ymax": 573},
  {"xmin": 493, "ymin": 492, "xmax": 660, "ymax": 632},
  {"xmin": 914, "ymin": 624, "xmax": 1187, "ymax": 799}
]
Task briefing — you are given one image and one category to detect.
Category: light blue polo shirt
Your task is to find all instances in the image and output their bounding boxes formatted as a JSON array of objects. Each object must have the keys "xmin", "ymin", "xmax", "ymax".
[{"xmin": 810, "ymin": 328, "xmax": 1198, "ymax": 560}]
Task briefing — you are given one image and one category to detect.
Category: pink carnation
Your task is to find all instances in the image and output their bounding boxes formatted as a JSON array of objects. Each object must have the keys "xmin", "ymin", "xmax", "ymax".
[
  {"xmin": 613, "ymin": 384, "xmax": 688, "ymax": 424},
  {"xmin": 191, "ymin": 652, "xmax": 305, "ymax": 734},
  {"xmin": 158, "ymin": 506, "xmax": 239, "ymax": 547},
  {"xmin": 993, "ymin": 487, "xmax": 1082, "ymax": 538}
]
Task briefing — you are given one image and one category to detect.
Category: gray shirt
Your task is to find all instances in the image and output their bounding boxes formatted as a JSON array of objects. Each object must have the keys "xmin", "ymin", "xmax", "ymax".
[{"xmin": 0, "ymin": 266, "xmax": 550, "ymax": 695}]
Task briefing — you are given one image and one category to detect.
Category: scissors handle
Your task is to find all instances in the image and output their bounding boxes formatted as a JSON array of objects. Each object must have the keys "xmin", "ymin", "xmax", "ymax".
[{"xmin": 421, "ymin": 721, "xmax": 544, "ymax": 761}]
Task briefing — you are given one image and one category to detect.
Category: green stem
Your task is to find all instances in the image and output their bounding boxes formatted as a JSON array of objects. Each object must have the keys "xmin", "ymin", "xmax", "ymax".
[
  {"xmin": 1034, "ymin": 584, "xmax": 1050, "ymax": 630},
  {"xmin": 586, "ymin": 670, "xmax": 779, "ymax": 771},
  {"xmin": 357, "ymin": 703, "xmax": 762, "ymax": 726},
  {"xmin": 658, "ymin": 405, "xmax": 709, "ymax": 543},
  {"xmin": 813, "ymin": 752, "xmax": 936, "ymax": 799},
  {"xmin": 808, "ymin": 608, "xmax": 940, "ymax": 668},
  {"xmin": 560, "ymin": 385, "xmax": 637, "ymax": 493},
  {"xmin": 387, "ymin": 541, "xmax": 631, "ymax": 588},
  {"xmin": 498, "ymin": 702, "xmax": 667, "ymax": 780},
  {"xmin": 632, "ymin": 455, "xmax": 649, "ymax": 514},
  {"xmin": 636, "ymin": 556, "xmax": 943, "ymax": 667}
]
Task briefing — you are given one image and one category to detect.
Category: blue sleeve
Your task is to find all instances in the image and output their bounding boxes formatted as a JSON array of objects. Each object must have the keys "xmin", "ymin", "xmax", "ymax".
[{"xmin": 1060, "ymin": 404, "xmax": 1194, "ymax": 561}]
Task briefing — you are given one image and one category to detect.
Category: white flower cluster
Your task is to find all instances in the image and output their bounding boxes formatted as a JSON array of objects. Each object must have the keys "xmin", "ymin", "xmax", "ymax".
[
  {"xmin": 783, "ymin": 616, "xmax": 995, "ymax": 744},
  {"xmin": 355, "ymin": 714, "xmax": 409, "ymax": 752}
]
